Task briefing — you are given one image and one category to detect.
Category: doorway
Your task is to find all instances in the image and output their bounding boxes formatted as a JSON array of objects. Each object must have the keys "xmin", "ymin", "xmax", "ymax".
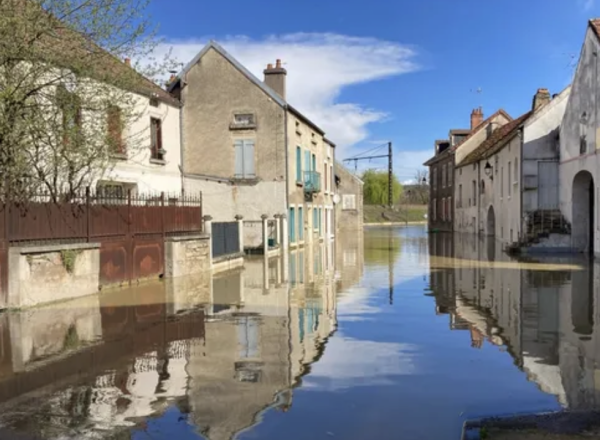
[{"xmin": 572, "ymin": 170, "xmax": 595, "ymax": 255}]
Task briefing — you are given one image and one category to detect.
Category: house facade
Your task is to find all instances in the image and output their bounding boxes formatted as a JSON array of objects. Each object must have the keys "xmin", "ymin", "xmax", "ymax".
[
  {"xmin": 454, "ymin": 110, "xmax": 513, "ymax": 235},
  {"xmin": 559, "ymin": 19, "xmax": 600, "ymax": 257},
  {"xmin": 169, "ymin": 42, "xmax": 334, "ymax": 247},
  {"xmin": 334, "ymin": 161, "xmax": 364, "ymax": 234},
  {"xmin": 98, "ymin": 80, "xmax": 183, "ymax": 196},
  {"xmin": 453, "ymin": 88, "xmax": 569, "ymax": 250}
]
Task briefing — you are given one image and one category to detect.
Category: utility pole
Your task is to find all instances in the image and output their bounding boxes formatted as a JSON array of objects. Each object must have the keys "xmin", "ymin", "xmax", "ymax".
[
  {"xmin": 343, "ymin": 141, "xmax": 395, "ymax": 208},
  {"xmin": 388, "ymin": 141, "xmax": 393, "ymax": 208}
]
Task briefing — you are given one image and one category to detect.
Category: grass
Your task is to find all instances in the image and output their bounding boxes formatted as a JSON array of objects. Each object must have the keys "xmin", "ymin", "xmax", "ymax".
[{"xmin": 364, "ymin": 204, "xmax": 427, "ymax": 224}]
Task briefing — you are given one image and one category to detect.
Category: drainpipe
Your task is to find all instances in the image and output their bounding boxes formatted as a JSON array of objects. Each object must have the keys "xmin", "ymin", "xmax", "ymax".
[
  {"xmin": 178, "ymin": 82, "xmax": 186, "ymax": 196},
  {"xmin": 519, "ymin": 127, "xmax": 524, "ymax": 242}
]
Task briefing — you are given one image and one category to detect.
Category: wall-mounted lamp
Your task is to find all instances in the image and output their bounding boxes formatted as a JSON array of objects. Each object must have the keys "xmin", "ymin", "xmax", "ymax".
[
  {"xmin": 484, "ymin": 161, "xmax": 493, "ymax": 179},
  {"xmin": 421, "ymin": 177, "xmax": 427, "ymax": 184}
]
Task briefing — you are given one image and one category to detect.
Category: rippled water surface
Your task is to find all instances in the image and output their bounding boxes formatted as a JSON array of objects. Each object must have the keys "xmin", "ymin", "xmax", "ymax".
[{"xmin": 0, "ymin": 226, "xmax": 598, "ymax": 439}]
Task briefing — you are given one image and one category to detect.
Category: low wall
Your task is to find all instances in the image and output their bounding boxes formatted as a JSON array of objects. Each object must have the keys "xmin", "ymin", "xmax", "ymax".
[
  {"xmin": 212, "ymin": 253, "xmax": 245, "ymax": 274},
  {"xmin": 8, "ymin": 243, "xmax": 101, "ymax": 309},
  {"xmin": 164, "ymin": 234, "xmax": 211, "ymax": 278}
]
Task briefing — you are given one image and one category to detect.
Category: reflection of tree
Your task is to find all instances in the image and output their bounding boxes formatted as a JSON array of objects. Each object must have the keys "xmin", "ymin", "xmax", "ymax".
[{"xmin": 364, "ymin": 229, "xmax": 401, "ymax": 267}]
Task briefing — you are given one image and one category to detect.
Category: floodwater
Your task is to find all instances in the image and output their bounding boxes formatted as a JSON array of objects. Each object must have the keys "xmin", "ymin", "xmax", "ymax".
[{"xmin": 0, "ymin": 226, "xmax": 597, "ymax": 440}]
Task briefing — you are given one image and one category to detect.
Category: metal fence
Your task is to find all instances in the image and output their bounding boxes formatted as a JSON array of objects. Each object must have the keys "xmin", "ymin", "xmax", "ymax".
[
  {"xmin": 212, "ymin": 221, "xmax": 240, "ymax": 258},
  {"xmin": 1, "ymin": 188, "xmax": 203, "ymax": 245}
]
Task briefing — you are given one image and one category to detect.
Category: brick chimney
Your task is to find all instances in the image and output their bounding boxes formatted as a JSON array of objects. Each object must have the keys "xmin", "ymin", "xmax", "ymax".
[
  {"xmin": 470, "ymin": 107, "xmax": 483, "ymax": 130},
  {"xmin": 532, "ymin": 88, "xmax": 551, "ymax": 111},
  {"xmin": 124, "ymin": 57, "xmax": 131, "ymax": 67},
  {"xmin": 264, "ymin": 59, "xmax": 287, "ymax": 100}
]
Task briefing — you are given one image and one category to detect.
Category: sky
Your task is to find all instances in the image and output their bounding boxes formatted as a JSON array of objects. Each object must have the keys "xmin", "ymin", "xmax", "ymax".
[{"xmin": 147, "ymin": 0, "xmax": 599, "ymax": 183}]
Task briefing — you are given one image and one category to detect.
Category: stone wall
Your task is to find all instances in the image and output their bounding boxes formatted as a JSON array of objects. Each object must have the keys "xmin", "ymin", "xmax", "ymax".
[
  {"xmin": 334, "ymin": 162, "xmax": 364, "ymax": 233},
  {"xmin": 7, "ymin": 243, "xmax": 100, "ymax": 309},
  {"xmin": 164, "ymin": 234, "xmax": 211, "ymax": 278}
]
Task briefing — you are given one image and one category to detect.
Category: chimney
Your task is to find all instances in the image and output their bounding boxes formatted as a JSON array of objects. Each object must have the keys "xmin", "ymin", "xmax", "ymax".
[
  {"xmin": 532, "ymin": 88, "xmax": 551, "ymax": 111},
  {"xmin": 470, "ymin": 107, "xmax": 483, "ymax": 130},
  {"xmin": 263, "ymin": 59, "xmax": 287, "ymax": 100},
  {"xmin": 124, "ymin": 57, "xmax": 131, "ymax": 67}
]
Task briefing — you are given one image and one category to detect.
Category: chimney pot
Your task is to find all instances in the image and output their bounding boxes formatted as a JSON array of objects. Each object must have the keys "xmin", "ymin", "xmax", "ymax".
[
  {"xmin": 276, "ymin": 59, "xmax": 282, "ymax": 68},
  {"xmin": 124, "ymin": 57, "xmax": 131, "ymax": 66},
  {"xmin": 267, "ymin": 63, "xmax": 273, "ymax": 69},
  {"xmin": 264, "ymin": 59, "xmax": 287, "ymax": 99},
  {"xmin": 532, "ymin": 88, "xmax": 551, "ymax": 111}
]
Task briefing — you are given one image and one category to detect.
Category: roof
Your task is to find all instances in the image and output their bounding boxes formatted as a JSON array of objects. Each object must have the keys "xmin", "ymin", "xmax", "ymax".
[
  {"xmin": 5, "ymin": 0, "xmax": 179, "ymax": 107},
  {"xmin": 449, "ymin": 129, "xmax": 471, "ymax": 135},
  {"xmin": 423, "ymin": 147, "xmax": 453, "ymax": 166},
  {"xmin": 169, "ymin": 40, "xmax": 329, "ymax": 137},
  {"xmin": 458, "ymin": 111, "xmax": 532, "ymax": 168},
  {"xmin": 590, "ymin": 18, "xmax": 600, "ymax": 41},
  {"xmin": 324, "ymin": 137, "xmax": 336, "ymax": 148},
  {"xmin": 435, "ymin": 139, "xmax": 449, "ymax": 145},
  {"xmin": 450, "ymin": 109, "xmax": 512, "ymax": 153}
]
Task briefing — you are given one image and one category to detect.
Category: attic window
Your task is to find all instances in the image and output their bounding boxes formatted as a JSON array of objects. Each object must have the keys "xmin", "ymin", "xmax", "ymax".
[
  {"xmin": 230, "ymin": 113, "xmax": 256, "ymax": 130},
  {"xmin": 149, "ymin": 97, "xmax": 159, "ymax": 107}
]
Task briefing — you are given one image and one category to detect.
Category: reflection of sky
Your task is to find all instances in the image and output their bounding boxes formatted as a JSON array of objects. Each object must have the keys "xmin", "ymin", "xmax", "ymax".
[{"xmin": 302, "ymin": 335, "xmax": 418, "ymax": 390}]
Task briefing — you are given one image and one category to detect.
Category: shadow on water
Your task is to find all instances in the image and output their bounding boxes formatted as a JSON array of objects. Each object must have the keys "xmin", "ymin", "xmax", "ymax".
[{"xmin": 2, "ymin": 227, "xmax": 600, "ymax": 439}]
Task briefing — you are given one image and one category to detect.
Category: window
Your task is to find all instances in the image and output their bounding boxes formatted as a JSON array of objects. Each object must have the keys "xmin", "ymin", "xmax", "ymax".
[
  {"xmin": 330, "ymin": 164, "xmax": 333, "ymax": 192},
  {"xmin": 150, "ymin": 117, "xmax": 164, "ymax": 161},
  {"xmin": 433, "ymin": 198, "xmax": 437, "ymax": 221},
  {"xmin": 233, "ymin": 113, "xmax": 255, "ymax": 126},
  {"xmin": 433, "ymin": 168, "xmax": 438, "ymax": 189},
  {"xmin": 318, "ymin": 207, "xmax": 322, "ymax": 235},
  {"xmin": 448, "ymin": 165, "xmax": 453, "ymax": 187},
  {"xmin": 107, "ymin": 105, "xmax": 124, "ymax": 154},
  {"xmin": 149, "ymin": 97, "xmax": 159, "ymax": 107},
  {"xmin": 298, "ymin": 207, "xmax": 304, "ymax": 241},
  {"xmin": 458, "ymin": 184, "xmax": 463, "ymax": 207},
  {"xmin": 304, "ymin": 150, "xmax": 311, "ymax": 178},
  {"xmin": 58, "ymin": 85, "xmax": 82, "ymax": 145},
  {"xmin": 441, "ymin": 198, "xmax": 446, "ymax": 221},
  {"xmin": 480, "ymin": 179, "xmax": 485, "ymax": 195},
  {"xmin": 324, "ymin": 163, "xmax": 328, "ymax": 192},
  {"xmin": 289, "ymin": 207, "xmax": 296, "ymax": 243},
  {"xmin": 514, "ymin": 159, "xmax": 518, "ymax": 184},
  {"xmin": 312, "ymin": 154, "xmax": 316, "ymax": 173},
  {"xmin": 234, "ymin": 139, "xmax": 255, "ymax": 178},
  {"xmin": 296, "ymin": 147, "xmax": 302, "ymax": 182},
  {"xmin": 472, "ymin": 180, "xmax": 477, "ymax": 206},
  {"xmin": 313, "ymin": 207, "xmax": 318, "ymax": 230},
  {"xmin": 501, "ymin": 166, "xmax": 504, "ymax": 198},
  {"xmin": 442, "ymin": 165, "xmax": 446, "ymax": 188},
  {"xmin": 343, "ymin": 194, "xmax": 356, "ymax": 210},
  {"xmin": 448, "ymin": 197, "xmax": 452, "ymax": 221},
  {"xmin": 508, "ymin": 161, "xmax": 512, "ymax": 197}
]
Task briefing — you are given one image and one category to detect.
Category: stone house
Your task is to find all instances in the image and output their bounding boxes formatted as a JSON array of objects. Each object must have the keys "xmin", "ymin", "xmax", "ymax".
[
  {"xmin": 451, "ymin": 109, "xmax": 513, "ymax": 235},
  {"xmin": 423, "ymin": 115, "xmax": 478, "ymax": 232},
  {"xmin": 334, "ymin": 161, "xmax": 364, "ymax": 233},
  {"xmin": 455, "ymin": 88, "xmax": 570, "ymax": 250},
  {"xmin": 559, "ymin": 19, "xmax": 600, "ymax": 257},
  {"xmin": 168, "ymin": 41, "xmax": 334, "ymax": 247}
]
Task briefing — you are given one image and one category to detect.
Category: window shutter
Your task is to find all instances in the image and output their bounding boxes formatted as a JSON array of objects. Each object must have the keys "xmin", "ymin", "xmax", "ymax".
[
  {"xmin": 243, "ymin": 139, "xmax": 255, "ymax": 177},
  {"xmin": 234, "ymin": 140, "xmax": 244, "ymax": 177},
  {"xmin": 296, "ymin": 147, "xmax": 302, "ymax": 181}
]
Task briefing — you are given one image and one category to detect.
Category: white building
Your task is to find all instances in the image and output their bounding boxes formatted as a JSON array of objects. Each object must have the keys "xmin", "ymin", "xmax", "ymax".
[{"xmin": 559, "ymin": 19, "xmax": 600, "ymax": 257}]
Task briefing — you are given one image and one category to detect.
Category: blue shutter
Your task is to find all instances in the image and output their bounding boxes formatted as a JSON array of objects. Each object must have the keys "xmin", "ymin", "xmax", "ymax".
[
  {"xmin": 298, "ymin": 207, "xmax": 303, "ymax": 240},
  {"xmin": 296, "ymin": 147, "xmax": 302, "ymax": 182},
  {"xmin": 313, "ymin": 208, "xmax": 317, "ymax": 230},
  {"xmin": 234, "ymin": 140, "xmax": 243, "ymax": 177},
  {"xmin": 289, "ymin": 207, "xmax": 295, "ymax": 242},
  {"xmin": 243, "ymin": 139, "xmax": 255, "ymax": 177}
]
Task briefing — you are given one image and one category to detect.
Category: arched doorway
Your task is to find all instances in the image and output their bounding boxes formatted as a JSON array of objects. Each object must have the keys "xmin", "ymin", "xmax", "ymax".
[
  {"xmin": 572, "ymin": 171, "xmax": 595, "ymax": 255},
  {"xmin": 487, "ymin": 206, "xmax": 496, "ymax": 237}
]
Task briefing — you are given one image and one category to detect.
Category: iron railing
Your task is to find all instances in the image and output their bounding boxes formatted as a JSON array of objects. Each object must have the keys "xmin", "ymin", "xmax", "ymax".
[{"xmin": 303, "ymin": 171, "xmax": 321, "ymax": 193}]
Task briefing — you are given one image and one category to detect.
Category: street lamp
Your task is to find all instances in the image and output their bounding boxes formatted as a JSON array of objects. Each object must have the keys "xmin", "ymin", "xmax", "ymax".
[{"xmin": 484, "ymin": 161, "xmax": 493, "ymax": 179}]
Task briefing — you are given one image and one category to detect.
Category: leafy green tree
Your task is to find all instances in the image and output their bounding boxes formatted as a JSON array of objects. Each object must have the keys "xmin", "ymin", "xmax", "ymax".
[{"xmin": 362, "ymin": 169, "xmax": 403, "ymax": 205}]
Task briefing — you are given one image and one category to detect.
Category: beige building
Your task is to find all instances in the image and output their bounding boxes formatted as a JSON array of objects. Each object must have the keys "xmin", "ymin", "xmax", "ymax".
[
  {"xmin": 454, "ymin": 110, "xmax": 513, "ymax": 235},
  {"xmin": 334, "ymin": 161, "xmax": 364, "ymax": 233},
  {"xmin": 168, "ymin": 42, "xmax": 335, "ymax": 247}
]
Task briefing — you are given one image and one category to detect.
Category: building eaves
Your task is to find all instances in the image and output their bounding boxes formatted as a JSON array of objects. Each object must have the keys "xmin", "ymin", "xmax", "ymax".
[
  {"xmin": 449, "ymin": 129, "xmax": 471, "ymax": 135},
  {"xmin": 589, "ymin": 18, "xmax": 600, "ymax": 42},
  {"xmin": 288, "ymin": 104, "xmax": 326, "ymax": 136},
  {"xmin": 324, "ymin": 137, "xmax": 336, "ymax": 148},
  {"xmin": 423, "ymin": 148, "xmax": 453, "ymax": 166},
  {"xmin": 167, "ymin": 40, "xmax": 287, "ymax": 108},
  {"xmin": 450, "ymin": 109, "xmax": 513, "ymax": 153},
  {"xmin": 458, "ymin": 111, "xmax": 532, "ymax": 168}
]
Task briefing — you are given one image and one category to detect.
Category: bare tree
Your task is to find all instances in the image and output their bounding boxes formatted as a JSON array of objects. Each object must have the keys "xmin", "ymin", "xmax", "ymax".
[
  {"xmin": 0, "ymin": 0, "xmax": 179, "ymax": 201},
  {"xmin": 411, "ymin": 168, "xmax": 429, "ymax": 204}
]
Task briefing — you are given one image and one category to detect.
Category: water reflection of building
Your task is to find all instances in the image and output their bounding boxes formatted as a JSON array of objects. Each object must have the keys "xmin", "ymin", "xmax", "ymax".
[{"xmin": 429, "ymin": 234, "xmax": 600, "ymax": 411}]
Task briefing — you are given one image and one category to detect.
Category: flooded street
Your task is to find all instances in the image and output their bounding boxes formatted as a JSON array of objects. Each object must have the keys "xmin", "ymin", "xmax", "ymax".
[{"xmin": 0, "ymin": 226, "xmax": 597, "ymax": 439}]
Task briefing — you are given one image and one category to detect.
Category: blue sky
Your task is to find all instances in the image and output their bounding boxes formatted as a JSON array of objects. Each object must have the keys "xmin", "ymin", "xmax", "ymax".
[{"xmin": 149, "ymin": 0, "xmax": 598, "ymax": 182}]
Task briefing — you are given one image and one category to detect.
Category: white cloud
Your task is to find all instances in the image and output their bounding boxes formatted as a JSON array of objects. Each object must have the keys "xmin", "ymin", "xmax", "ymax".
[
  {"xmin": 157, "ymin": 33, "xmax": 419, "ymax": 152},
  {"xmin": 302, "ymin": 335, "xmax": 419, "ymax": 390}
]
